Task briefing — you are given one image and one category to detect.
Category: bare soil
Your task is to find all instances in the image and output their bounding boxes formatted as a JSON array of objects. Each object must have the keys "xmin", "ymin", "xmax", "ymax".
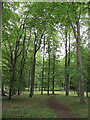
[{"xmin": 48, "ymin": 96, "xmax": 80, "ymax": 119}]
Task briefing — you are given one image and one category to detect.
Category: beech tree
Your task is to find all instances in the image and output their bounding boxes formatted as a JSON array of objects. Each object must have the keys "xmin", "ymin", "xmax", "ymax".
[
  {"xmin": 67, "ymin": 3, "xmax": 85, "ymax": 103},
  {"xmin": 2, "ymin": 2, "xmax": 89, "ymax": 103}
]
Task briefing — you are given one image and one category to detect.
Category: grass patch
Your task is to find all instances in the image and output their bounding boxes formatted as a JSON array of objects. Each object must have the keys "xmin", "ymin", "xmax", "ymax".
[
  {"xmin": 2, "ymin": 91, "xmax": 89, "ymax": 118},
  {"xmin": 56, "ymin": 95, "xmax": 88, "ymax": 118},
  {"xmin": 31, "ymin": 90, "xmax": 90, "ymax": 97},
  {"xmin": 2, "ymin": 93, "xmax": 59, "ymax": 118}
]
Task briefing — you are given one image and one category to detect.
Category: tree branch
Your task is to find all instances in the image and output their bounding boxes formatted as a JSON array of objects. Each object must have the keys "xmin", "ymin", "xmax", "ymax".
[{"xmin": 36, "ymin": 30, "xmax": 46, "ymax": 53}]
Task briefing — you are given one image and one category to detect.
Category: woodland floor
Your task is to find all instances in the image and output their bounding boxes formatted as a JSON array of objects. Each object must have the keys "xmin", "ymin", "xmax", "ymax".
[
  {"xmin": 2, "ymin": 92, "xmax": 88, "ymax": 118},
  {"xmin": 48, "ymin": 96, "xmax": 79, "ymax": 118}
]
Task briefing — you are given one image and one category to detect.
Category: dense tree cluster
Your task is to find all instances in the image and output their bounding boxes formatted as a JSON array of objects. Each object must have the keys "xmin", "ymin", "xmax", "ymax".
[{"xmin": 2, "ymin": 2, "xmax": 90, "ymax": 103}]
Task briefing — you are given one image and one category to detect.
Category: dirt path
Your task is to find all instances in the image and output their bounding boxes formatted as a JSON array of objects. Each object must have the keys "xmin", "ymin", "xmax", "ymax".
[{"xmin": 48, "ymin": 96, "xmax": 79, "ymax": 119}]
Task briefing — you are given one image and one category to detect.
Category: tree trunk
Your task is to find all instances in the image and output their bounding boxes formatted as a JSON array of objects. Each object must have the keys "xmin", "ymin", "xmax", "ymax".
[
  {"xmin": 65, "ymin": 29, "xmax": 69, "ymax": 96},
  {"xmin": 18, "ymin": 88, "xmax": 20, "ymax": 95},
  {"xmin": 67, "ymin": 33, "xmax": 71, "ymax": 95},
  {"xmin": 47, "ymin": 39, "xmax": 50, "ymax": 96},
  {"xmin": 41, "ymin": 37, "xmax": 45, "ymax": 95},
  {"xmin": 41, "ymin": 54, "xmax": 44, "ymax": 95},
  {"xmin": 28, "ymin": 56, "xmax": 32, "ymax": 92},
  {"xmin": 29, "ymin": 51, "xmax": 36, "ymax": 97},
  {"xmin": 28, "ymin": 67, "xmax": 31, "ymax": 92},
  {"xmin": 86, "ymin": 91, "xmax": 88, "ymax": 98},
  {"xmin": 9, "ymin": 65, "xmax": 16, "ymax": 99},
  {"xmin": 18, "ymin": 39, "xmax": 26, "ymax": 95},
  {"xmin": 47, "ymin": 53, "xmax": 50, "ymax": 95},
  {"xmin": 76, "ymin": 20, "xmax": 84, "ymax": 103},
  {"xmin": 52, "ymin": 54, "xmax": 55, "ymax": 95},
  {"xmin": 9, "ymin": 89, "xmax": 12, "ymax": 100},
  {"xmin": 29, "ymin": 31, "xmax": 44, "ymax": 97},
  {"xmin": 18, "ymin": 69, "xmax": 23, "ymax": 95},
  {"xmin": 2, "ymin": 83, "xmax": 5, "ymax": 96},
  {"xmin": 77, "ymin": 79, "xmax": 80, "ymax": 96},
  {"xmin": 69, "ymin": 13, "xmax": 85, "ymax": 103},
  {"xmin": 66, "ymin": 34, "xmax": 70, "ymax": 96}
]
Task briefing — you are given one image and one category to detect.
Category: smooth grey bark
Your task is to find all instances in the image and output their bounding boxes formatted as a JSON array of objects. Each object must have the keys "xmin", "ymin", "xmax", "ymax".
[
  {"xmin": 47, "ymin": 39, "xmax": 50, "ymax": 96},
  {"xmin": 67, "ymin": 33, "xmax": 70, "ymax": 91},
  {"xmin": 41, "ymin": 37, "xmax": 45, "ymax": 95},
  {"xmin": 29, "ymin": 35, "xmax": 37, "ymax": 97},
  {"xmin": 66, "ymin": 33, "xmax": 71, "ymax": 96},
  {"xmin": 29, "ymin": 51, "xmax": 36, "ymax": 97},
  {"xmin": 29, "ymin": 30, "xmax": 45, "ymax": 97},
  {"xmin": 65, "ymin": 29, "xmax": 70, "ymax": 96},
  {"xmin": 52, "ymin": 53, "xmax": 55, "ymax": 95},
  {"xmin": 76, "ymin": 20, "xmax": 84, "ymax": 103},
  {"xmin": 68, "ymin": 7, "xmax": 85, "ymax": 103},
  {"xmin": 28, "ymin": 64, "xmax": 31, "ymax": 92}
]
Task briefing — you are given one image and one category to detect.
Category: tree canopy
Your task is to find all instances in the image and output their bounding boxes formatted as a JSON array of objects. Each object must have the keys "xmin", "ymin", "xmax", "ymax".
[{"xmin": 2, "ymin": 2, "xmax": 90, "ymax": 103}]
